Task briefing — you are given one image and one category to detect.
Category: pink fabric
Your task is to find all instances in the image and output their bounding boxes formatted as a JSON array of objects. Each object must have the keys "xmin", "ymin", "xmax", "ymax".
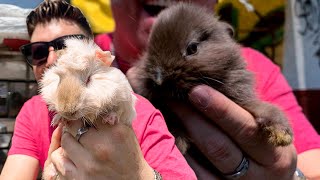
[
  {"xmin": 242, "ymin": 47, "xmax": 320, "ymax": 153},
  {"xmin": 9, "ymin": 94, "xmax": 197, "ymax": 179},
  {"xmin": 94, "ymin": 34, "xmax": 112, "ymax": 52}
]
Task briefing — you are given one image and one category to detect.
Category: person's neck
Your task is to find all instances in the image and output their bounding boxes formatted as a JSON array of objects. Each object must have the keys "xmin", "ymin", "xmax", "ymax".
[{"xmin": 113, "ymin": 35, "xmax": 140, "ymax": 74}]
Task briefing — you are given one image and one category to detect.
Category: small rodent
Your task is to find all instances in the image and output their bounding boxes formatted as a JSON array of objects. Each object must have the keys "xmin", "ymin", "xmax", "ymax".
[
  {"xmin": 127, "ymin": 3, "xmax": 293, "ymax": 154},
  {"xmin": 40, "ymin": 37, "xmax": 136, "ymax": 127},
  {"xmin": 40, "ymin": 37, "xmax": 137, "ymax": 180}
]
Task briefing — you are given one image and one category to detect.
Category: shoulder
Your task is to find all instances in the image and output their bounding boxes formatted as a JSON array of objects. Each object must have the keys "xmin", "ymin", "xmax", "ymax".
[{"xmin": 94, "ymin": 33, "xmax": 112, "ymax": 51}]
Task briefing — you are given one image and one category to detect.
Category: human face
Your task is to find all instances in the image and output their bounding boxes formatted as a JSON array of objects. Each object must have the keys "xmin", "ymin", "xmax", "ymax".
[
  {"xmin": 111, "ymin": 0, "xmax": 217, "ymax": 65},
  {"xmin": 30, "ymin": 19, "xmax": 86, "ymax": 81}
]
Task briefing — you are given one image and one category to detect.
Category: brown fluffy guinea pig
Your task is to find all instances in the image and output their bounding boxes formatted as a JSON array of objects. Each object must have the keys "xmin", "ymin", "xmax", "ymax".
[{"xmin": 127, "ymin": 3, "xmax": 293, "ymax": 154}]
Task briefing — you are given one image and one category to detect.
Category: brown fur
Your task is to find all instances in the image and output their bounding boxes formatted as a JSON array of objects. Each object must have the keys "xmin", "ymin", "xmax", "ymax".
[{"xmin": 128, "ymin": 3, "xmax": 293, "ymax": 154}]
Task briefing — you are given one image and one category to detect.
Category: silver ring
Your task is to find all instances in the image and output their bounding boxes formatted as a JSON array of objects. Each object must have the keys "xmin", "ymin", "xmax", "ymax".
[
  {"xmin": 223, "ymin": 156, "xmax": 249, "ymax": 179},
  {"xmin": 75, "ymin": 126, "xmax": 89, "ymax": 142}
]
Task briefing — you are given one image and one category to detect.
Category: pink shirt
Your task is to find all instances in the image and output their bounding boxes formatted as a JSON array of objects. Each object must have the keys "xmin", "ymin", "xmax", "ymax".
[{"xmin": 9, "ymin": 94, "xmax": 197, "ymax": 179}]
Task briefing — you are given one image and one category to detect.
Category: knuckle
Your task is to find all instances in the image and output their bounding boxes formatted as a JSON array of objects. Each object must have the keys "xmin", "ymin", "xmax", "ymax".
[
  {"xmin": 111, "ymin": 125, "xmax": 128, "ymax": 142},
  {"xmin": 50, "ymin": 149, "xmax": 59, "ymax": 160},
  {"xmin": 274, "ymin": 147, "xmax": 297, "ymax": 174},
  {"xmin": 213, "ymin": 101, "xmax": 232, "ymax": 120},
  {"xmin": 234, "ymin": 120, "xmax": 258, "ymax": 144},
  {"xmin": 93, "ymin": 143, "xmax": 112, "ymax": 161},
  {"xmin": 204, "ymin": 139, "xmax": 232, "ymax": 162},
  {"xmin": 83, "ymin": 160, "xmax": 100, "ymax": 175},
  {"xmin": 61, "ymin": 132, "xmax": 71, "ymax": 146}
]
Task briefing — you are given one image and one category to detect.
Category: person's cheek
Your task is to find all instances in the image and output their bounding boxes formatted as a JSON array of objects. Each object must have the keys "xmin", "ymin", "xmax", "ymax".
[
  {"xmin": 46, "ymin": 48, "xmax": 58, "ymax": 67},
  {"xmin": 33, "ymin": 65, "xmax": 45, "ymax": 82}
]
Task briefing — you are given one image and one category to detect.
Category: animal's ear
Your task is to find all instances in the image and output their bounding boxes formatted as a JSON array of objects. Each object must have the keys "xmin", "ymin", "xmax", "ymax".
[
  {"xmin": 221, "ymin": 22, "xmax": 235, "ymax": 38},
  {"xmin": 95, "ymin": 50, "xmax": 115, "ymax": 66}
]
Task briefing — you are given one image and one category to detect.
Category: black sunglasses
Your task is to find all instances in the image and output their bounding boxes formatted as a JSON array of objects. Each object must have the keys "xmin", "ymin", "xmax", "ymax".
[{"xmin": 20, "ymin": 34, "xmax": 86, "ymax": 67}]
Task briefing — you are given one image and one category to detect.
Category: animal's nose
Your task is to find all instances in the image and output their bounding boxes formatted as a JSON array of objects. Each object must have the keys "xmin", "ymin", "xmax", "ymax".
[{"xmin": 154, "ymin": 67, "xmax": 163, "ymax": 85}]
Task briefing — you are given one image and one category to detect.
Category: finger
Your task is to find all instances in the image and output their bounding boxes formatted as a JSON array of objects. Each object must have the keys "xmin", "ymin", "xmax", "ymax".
[
  {"xmin": 184, "ymin": 152, "xmax": 220, "ymax": 179},
  {"xmin": 170, "ymin": 102, "xmax": 244, "ymax": 173},
  {"xmin": 170, "ymin": 103, "xmax": 280, "ymax": 178},
  {"xmin": 43, "ymin": 163, "xmax": 58, "ymax": 180},
  {"xmin": 66, "ymin": 118, "xmax": 133, "ymax": 160},
  {"xmin": 60, "ymin": 131, "xmax": 92, "ymax": 167},
  {"xmin": 45, "ymin": 123, "xmax": 63, "ymax": 168},
  {"xmin": 51, "ymin": 147, "xmax": 77, "ymax": 179},
  {"xmin": 187, "ymin": 85, "xmax": 284, "ymax": 164},
  {"xmin": 48, "ymin": 124, "xmax": 63, "ymax": 155}
]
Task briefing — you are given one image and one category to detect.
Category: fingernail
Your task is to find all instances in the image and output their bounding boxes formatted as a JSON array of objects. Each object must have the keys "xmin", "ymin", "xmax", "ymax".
[{"xmin": 189, "ymin": 86, "xmax": 209, "ymax": 108}]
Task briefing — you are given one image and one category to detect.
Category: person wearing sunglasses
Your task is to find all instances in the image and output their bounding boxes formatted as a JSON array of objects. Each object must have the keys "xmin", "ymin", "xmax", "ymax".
[{"xmin": 0, "ymin": 1, "xmax": 196, "ymax": 180}]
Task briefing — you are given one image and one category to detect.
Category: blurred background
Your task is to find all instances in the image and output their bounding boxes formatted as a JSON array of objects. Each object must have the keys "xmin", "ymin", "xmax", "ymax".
[{"xmin": 0, "ymin": 0, "xmax": 319, "ymax": 170}]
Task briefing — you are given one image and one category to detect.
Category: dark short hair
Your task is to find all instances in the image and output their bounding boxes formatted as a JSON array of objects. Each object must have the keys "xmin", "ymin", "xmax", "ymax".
[{"xmin": 26, "ymin": 0, "xmax": 93, "ymax": 38}]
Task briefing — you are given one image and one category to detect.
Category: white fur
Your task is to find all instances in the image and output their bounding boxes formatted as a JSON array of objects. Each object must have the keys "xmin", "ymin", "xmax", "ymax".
[
  {"xmin": 41, "ymin": 38, "xmax": 137, "ymax": 180},
  {"xmin": 39, "ymin": 38, "xmax": 137, "ymax": 126}
]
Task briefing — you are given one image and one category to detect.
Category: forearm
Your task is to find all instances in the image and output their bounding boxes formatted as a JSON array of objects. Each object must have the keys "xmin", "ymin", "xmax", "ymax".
[
  {"xmin": 297, "ymin": 149, "xmax": 320, "ymax": 179},
  {"xmin": 0, "ymin": 155, "xmax": 39, "ymax": 180}
]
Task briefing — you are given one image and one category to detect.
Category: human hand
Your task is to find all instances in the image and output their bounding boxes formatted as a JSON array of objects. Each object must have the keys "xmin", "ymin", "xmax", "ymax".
[
  {"xmin": 43, "ymin": 124, "xmax": 63, "ymax": 180},
  {"xmin": 170, "ymin": 85, "xmax": 298, "ymax": 180},
  {"xmin": 47, "ymin": 120, "xmax": 154, "ymax": 180}
]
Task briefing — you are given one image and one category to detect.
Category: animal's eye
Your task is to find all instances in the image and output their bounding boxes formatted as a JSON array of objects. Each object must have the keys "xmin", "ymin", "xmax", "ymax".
[
  {"xmin": 85, "ymin": 76, "xmax": 91, "ymax": 86},
  {"xmin": 186, "ymin": 42, "xmax": 199, "ymax": 56}
]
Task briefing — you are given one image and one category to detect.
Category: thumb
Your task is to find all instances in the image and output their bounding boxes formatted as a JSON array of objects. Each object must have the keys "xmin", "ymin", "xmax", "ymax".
[{"xmin": 46, "ymin": 124, "xmax": 63, "ymax": 164}]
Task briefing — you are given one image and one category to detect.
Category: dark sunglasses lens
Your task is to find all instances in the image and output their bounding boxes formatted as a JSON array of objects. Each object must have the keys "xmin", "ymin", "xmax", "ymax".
[
  {"xmin": 53, "ymin": 38, "xmax": 66, "ymax": 50},
  {"xmin": 30, "ymin": 43, "xmax": 49, "ymax": 66},
  {"xmin": 32, "ymin": 43, "xmax": 48, "ymax": 59}
]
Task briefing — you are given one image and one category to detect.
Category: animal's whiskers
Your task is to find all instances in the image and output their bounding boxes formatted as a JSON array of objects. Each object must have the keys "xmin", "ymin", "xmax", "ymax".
[{"xmin": 201, "ymin": 76, "xmax": 224, "ymax": 85}]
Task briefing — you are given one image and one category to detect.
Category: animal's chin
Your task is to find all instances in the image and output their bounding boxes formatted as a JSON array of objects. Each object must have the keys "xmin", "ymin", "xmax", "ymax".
[
  {"xmin": 60, "ymin": 113, "xmax": 81, "ymax": 121},
  {"xmin": 151, "ymin": 82, "xmax": 182, "ymax": 100}
]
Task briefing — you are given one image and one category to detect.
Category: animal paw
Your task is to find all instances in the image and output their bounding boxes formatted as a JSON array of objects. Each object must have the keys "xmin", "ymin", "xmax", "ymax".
[
  {"xmin": 102, "ymin": 112, "xmax": 119, "ymax": 125},
  {"xmin": 51, "ymin": 114, "xmax": 62, "ymax": 126},
  {"xmin": 175, "ymin": 136, "xmax": 189, "ymax": 154},
  {"xmin": 263, "ymin": 125, "xmax": 293, "ymax": 146},
  {"xmin": 249, "ymin": 102, "xmax": 293, "ymax": 147}
]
